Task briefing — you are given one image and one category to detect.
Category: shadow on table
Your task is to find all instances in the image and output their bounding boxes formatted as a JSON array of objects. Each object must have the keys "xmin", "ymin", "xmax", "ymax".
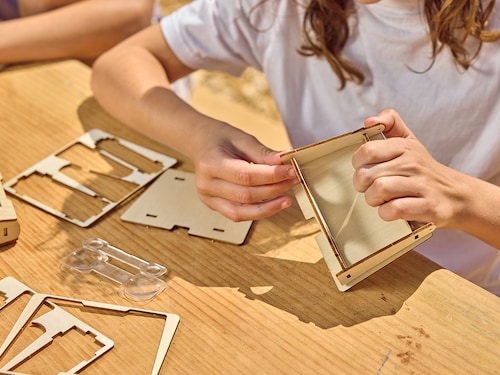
[{"xmin": 158, "ymin": 210, "xmax": 440, "ymax": 329}]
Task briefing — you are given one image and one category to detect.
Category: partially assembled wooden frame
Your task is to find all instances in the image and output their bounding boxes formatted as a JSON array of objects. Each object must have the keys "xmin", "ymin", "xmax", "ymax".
[{"xmin": 281, "ymin": 125, "xmax": 435, "ymax": 291}]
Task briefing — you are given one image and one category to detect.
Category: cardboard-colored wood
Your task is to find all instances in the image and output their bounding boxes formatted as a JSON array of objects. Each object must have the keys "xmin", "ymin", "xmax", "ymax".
[
  {"xmin": 0, "ymin": 172, "xmax": 20, "ymax": 245},
  {"xmin": 121, "ymin": 169, "xmax": 253, "ymax": 244},
  {"xmin": 3, "ymin": 129, "xmax": 177, "ymax": 227},
  {"xmin": 0, "ymin": 60, "xmax": 498, "ymax": 374},
  {"xmin": 0, "ymin": 276, "xmax": 179, "ymax": 374}
]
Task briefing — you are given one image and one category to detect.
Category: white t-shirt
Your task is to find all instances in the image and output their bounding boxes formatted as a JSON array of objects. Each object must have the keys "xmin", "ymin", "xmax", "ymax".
[{"xmin": 161, "ymin": 0, "xmax": 500, "ymax": 295}]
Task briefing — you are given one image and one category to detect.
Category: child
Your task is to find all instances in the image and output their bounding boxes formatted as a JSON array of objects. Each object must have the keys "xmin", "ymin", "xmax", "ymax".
[{"xmin": 91, "ymin": 0, "xmax": 500, "ymax": 295}]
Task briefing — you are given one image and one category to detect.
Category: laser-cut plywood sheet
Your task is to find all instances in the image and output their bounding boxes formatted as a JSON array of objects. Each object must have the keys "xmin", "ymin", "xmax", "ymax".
[
  {"xmin": 0, "ymin": 172, "xmax": 20, "ymax": 245},
  {"xmin": 2, "ymin": 130, "xmax": 177, "ymax": 227},
  {"xmin": 281, "ymin": 125, "xmax": 435, "ymax": 291},
  {"xmin": 121, "ymin": 169, "xmax": 253, "ymax": 245},
  {"xmin": 0, "ymin": 276, "xmax": 180, "ymax": 375}
]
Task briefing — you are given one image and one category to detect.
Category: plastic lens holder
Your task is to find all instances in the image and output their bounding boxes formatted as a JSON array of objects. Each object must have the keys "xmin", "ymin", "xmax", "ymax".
[{"xmin": 61, "ymin": 238, "xmax": 167, "ymax": 302}]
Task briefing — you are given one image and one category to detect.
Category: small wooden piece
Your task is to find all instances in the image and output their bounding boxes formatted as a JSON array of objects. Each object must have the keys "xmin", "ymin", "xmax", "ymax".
[
  {"xmin": 0, "ymin": 172, "xmax": 20, "ymax": 245},
  {"xmin": 281, "ymin": 125, "xmax": 435, "ymax": 291},
  {"xmin": 121, "ymin": 169, "xmax": 253, "ymax": 245}
]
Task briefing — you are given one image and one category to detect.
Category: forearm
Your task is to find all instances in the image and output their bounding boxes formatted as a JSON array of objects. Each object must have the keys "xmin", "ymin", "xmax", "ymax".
[
  {"xmin": 92, "ymin": 45, "xmax": 212, "ymax": 160},
  {"xmin": 0, "ymin": 0, "xmax": 154, "ymax": 64},
  {"xmin": 92, "ymin": 26, "xmax": 299, "ymax": 222},
  {"xmin": 451, "ymin": 173, "xmax": 500, "ymax": 249}
]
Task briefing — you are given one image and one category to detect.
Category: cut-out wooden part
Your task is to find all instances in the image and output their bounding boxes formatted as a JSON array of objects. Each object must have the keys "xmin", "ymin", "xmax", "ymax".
[
  {"xmin": 281, "ymin": 125, "xmax": 435, "ymax": 291},
  {"xmin": 0, "ymin": 172, "xmax": 20, "ymax": 245},
  {"xmin": 3, "ymin": 130, "xmax": 177, "ymax": 227},
  {"xmin": 0, "ymin": 277, "xmax": 113, "ymax": 374},
  {"xmin": 121, "ymin": 169, "xmax": 253, "ymax": 245},
  {"xmin": 0, "ymin": 276, "xmax": 180, "ymax": 375}
]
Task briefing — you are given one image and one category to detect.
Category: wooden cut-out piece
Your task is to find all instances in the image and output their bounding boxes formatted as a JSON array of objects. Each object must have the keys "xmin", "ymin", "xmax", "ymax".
[
  {"xmin": 281, "ymin": 125, "xmax": 435, "ymax": 291},
  {"xmin": 121, "ymin": 169, "xmax": 253, "ymax": 245},
  {"xmin": 1, "ymin": 302, "xmax": 114, "ymax": 373},
  {"xmin": 0, "ymin": 276, "xmax": 180, "ymax": 375},
  {"xmin": 0, "ymin": 277, "xmax": 113, "ymax": 374},
  {"xmin": 3, "ymin": 129, "xmax": 177, "ymax": 227},
  {"xmin": 0, "ymin": 172, "xmax": 20, "ymax": 245}
]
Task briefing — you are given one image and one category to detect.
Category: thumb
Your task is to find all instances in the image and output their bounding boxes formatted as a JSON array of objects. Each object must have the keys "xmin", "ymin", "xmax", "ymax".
[
  {"xmin": 364, "ymin": 109, "xmax": 416, "ymax": 139},
  {"xmin": 235, "ymin": 135, "xmax": 285, "ymax": 166}
]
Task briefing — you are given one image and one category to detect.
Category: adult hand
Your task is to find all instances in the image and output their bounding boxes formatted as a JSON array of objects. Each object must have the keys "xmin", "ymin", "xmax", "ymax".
[
  {"xmin": 192, "ymin": 121, "xmax": 297, "ymax": 222},
  {"xmin": 351, "ymin": 109, "xmax": 465, "ymax": 228}
]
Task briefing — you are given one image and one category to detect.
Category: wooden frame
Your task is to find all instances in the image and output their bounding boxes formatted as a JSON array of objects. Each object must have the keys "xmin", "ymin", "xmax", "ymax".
[
  {"xmin": 3, "ymin": 130, "xmax": 177, "ymax": 227},
  {"xmin": 0, "ymin": 276, "xmax": 179, "ymax": 374},
  {"xmin": 281, "ymin": 125, "xmax": 435, "ymax": 291}
]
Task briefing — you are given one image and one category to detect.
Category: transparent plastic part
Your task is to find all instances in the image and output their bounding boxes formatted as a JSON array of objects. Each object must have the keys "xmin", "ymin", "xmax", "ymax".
[{"xmin": 61, "ymin": 238, "xmax": 167, "ymax": 303}]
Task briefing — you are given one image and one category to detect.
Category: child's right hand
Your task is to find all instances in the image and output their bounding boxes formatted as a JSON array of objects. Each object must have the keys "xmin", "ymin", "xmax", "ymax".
[{"xmin": 190, "ymin": 121, "xmax": 298, "ymax": 222}]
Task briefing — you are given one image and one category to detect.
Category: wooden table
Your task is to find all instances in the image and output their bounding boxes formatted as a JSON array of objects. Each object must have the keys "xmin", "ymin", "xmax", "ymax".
[{"xmin": 0, "ymin": 60, "xmax": 498, "ymax": 374}]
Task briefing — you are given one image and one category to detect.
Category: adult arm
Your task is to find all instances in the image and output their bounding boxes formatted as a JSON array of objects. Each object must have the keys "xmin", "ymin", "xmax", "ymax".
[
  {"xmin": 0, "ymin": 0, "xmax": 155, "ymax": 65},
  {"xmin": 91, "ymin": 24, "xmax": 297, "ymax": 222},
  {"xmin": 352, "ymin": 109, "xmax": 500, "ymax": 249}
]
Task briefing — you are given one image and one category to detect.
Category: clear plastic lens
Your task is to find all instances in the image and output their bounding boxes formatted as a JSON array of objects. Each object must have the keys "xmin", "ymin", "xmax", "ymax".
[
  {"xmin": 120, "ymin": 274, "xmax": 166, "ymax": 303},
  {"xmin": 139, "ymin": 263, "xmax": 166, "ymax": 277},
  {"xmin": 83, "ymin": 237, "xmax": 108, "ymax": 251},
  {"xmin": 61, "ymin": 247, "xmax": 108, "ymax": 273}
]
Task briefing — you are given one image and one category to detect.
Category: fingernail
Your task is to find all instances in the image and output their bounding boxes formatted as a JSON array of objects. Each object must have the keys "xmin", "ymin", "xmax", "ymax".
[{"xmin": 287, "ymin": 168, "xmax": 296, "ymax": 178}]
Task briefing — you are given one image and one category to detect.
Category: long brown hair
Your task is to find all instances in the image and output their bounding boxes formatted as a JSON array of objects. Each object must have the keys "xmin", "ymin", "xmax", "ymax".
[{"xmin": 298, "ymin": 0, "xmax": 500, "ymax": 89}]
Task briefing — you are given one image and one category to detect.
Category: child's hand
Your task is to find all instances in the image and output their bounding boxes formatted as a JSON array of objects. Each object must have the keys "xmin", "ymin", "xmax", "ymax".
[
  {"xmin": 352, "ymin": 109, "xmax": 464, "ymax": 228},
  {"xmin": 192, "ymin": 121, "xmax": 297, "ymax": 222}
]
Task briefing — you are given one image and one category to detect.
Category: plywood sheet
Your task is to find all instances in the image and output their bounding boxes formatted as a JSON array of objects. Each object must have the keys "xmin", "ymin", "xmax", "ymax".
[
  {"xmin": 121, "ymin": 169, "xmax": 253, "ymax": 245},
  {"xmin": 3, "ymin": 129, "xmax": 177, "ymax": 227}
]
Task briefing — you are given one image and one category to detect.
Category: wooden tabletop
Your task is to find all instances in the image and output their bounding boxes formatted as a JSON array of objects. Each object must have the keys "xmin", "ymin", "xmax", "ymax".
[{"xmin": 0, "ymin": 60, "xmax": 498, "ymax": 374}]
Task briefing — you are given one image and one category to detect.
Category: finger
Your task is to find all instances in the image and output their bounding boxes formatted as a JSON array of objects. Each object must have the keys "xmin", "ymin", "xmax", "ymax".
[
  {"xmin": 352, "ymin": 138, "xmax": 405, "ymax": 171},
  {"xmin": 377, "ymin": 196, "xmax": 439, "ymax": 224},
  {"xmin": 232, "ymin": 133, "xmax": 286, "ymax": 166},
  {"xmin": 202, "ymin": 194, "xmax": 294, "ymax": 222},
  {"xmin": 363, "ymin": 176, "xmax": 421, "ymax": 207},
  {"xmin": 363, "ymin": 109, "xmax": 416, "ymax": 139},
  {"xmin": 209, "ymin": 156, "xmax": 297, "ymax": 187},
  {"xmin": 199, "ymin": 176, "xmax": 298, "ymax": 205}
]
